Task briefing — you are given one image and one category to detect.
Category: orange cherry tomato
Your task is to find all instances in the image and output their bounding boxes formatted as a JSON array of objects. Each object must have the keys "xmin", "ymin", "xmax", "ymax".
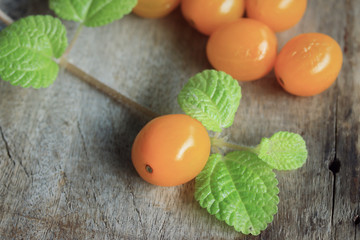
[
  {"xmin": 132, "ymin": 114, "xmax": 211, "ymax": 186},
  {"xmin": 133, "ymin": 0, "xmax": 181, "ymax": 18},
  {"xmin": 275, "ymin": 33, "xmax": 343, "ymax": 96},
  {"xmin": 181, "ymin": 0, "xmax": 245, "ymax": 35},
  {"xmin": 245, "ymin": 0, "xmax": 307, "ymax": 32},
  {"xmin": 207, "ymin": 18, "xmax": 277, "ymax": 81}
]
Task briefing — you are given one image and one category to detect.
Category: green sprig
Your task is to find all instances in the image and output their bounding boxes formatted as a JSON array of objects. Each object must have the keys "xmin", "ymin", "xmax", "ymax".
[
  {"xmin": 178, "ymin": 70, "xmax": 308, "ymax": 235},
  {"xmin": 211, "ymin": 131, "xmax": 308, "ymax": 171}
]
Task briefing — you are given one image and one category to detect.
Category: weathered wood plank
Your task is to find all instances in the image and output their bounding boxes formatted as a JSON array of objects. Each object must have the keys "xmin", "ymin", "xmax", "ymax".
[
  {"xmin": 332, "ymin": 0, "xmax": 360, "ymax": 239},
  {"xmin": 0, "ymin": 0, "xmax": 359, "ymax": 239}
]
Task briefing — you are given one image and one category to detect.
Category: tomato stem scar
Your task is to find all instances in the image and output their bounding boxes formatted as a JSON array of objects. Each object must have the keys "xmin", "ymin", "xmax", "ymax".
[
  {"xmin": 145, "ymin": 165, "xmax": 153, "ymax": 173},
  {"xmin": 58, "ymin": 58, "xmax": 159, "ymax": 119},
  {"xmin": 278, "ymin": 77, "xmax": 285, "ymax": 86}
]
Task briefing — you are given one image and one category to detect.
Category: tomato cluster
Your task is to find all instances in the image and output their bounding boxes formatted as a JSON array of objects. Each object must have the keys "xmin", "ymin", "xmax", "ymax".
[
  {"xmin": 131, "ymin": 0, "xmax": 343, "ymax": 187},
  {"xmin": 133, "ymin": 0, "xmax": 343, "ymax": 97}
]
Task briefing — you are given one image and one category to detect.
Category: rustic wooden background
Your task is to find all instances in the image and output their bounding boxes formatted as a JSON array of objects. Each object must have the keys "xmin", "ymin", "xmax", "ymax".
[{"xmin": 0, "ymin": 0, "xmax": 359, "ymax": 239}]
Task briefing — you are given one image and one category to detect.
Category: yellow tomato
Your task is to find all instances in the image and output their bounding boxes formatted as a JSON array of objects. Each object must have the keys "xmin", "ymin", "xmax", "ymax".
[
  {"xmin": 132, "ymin": 114, "xmax": 211, "ymax": 186},
  {"xmin": 207, "ymin": 18, "xmax": 277, "ymax": 81},
  {"xmin": 275, "ymin": 33, "xmax": 343, "ymax": 96}
]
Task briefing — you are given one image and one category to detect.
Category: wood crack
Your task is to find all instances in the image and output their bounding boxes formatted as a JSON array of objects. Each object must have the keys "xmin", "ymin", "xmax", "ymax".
[
  {"xmin": 0, "ymin": 125, "xmax": 29, "ymax": 178},
  {"xmin": 18, "ymin": 158, "xmax": 30, "ymax": 178},
  {"xmin": 0, "ymin": 126, "xmax": 14, "ymax": 165},
  {"xmin": 159, "ymin": 212, "xmax": 170, "ymax": 240},
  {"xmin": 42, "ymin": 171, "xmax": 67, "ymax": 240},
  {"xmin": 329, "ymin": 93, "xmax": 339, "ymax": 234},
  {"xmin": 330, "ymin": 0, "xmax": 354, "ymax": 231},
  {"xmin": 355, "ymin": 226, "xmax": 357, "ymax": 240},
  {"xmin": 128, "ymin": 185, "xmax": 147, "ymax": 239},
  {"xmin": 77, "ymin": 121, "xmax": 89, "ymax": 161},
  {"xmin": 329, "ymin": 0, "xmax": 358, "ymax": 239}
]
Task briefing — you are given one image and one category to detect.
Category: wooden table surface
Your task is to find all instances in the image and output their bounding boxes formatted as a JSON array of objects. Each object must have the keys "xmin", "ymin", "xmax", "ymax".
[{"xmin": 0, "ymin": 0, "xmax": 359, "ymax": 239}]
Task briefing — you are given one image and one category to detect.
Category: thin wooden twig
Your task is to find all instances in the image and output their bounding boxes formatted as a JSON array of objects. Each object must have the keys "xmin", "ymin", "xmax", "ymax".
[
  {"xmin": 0, "ymin": 9, "xmax": 13, "ymax": 26},
  {"xmin": 59, "ymin": 58, "xmax": 159, "ymax": 119}
]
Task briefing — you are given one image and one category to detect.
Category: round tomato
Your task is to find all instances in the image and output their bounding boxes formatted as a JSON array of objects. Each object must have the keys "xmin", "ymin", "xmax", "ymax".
[
  {"xmin": 207, "ymin": 18, "xmax": 277, "ymax": 81},
  {"xmin": 245, "ymin": 0, "xmax": 307, "ymax": 32},
  {"xmin": 131, "ymin": 114, "xmax": 211, "ymax": 186},
  {"xmin": 181, "ymin": 0, "xmax": 245, "ymax": 35},
  {"xmin": 133, "ymin": 0, "xmax": 181, "ymax": 19},
  {"xmin": 275, "ymin": 33, "xmax": 343, "ymax": 96}
]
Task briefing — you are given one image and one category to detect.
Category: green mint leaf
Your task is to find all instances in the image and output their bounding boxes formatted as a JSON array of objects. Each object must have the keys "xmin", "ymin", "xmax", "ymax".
[
  {"xmin": 178, "ymin": 70, "xmax": 241, "ymax": 132},
  {"xmin": 49, "ymin": 0, "xmax": 137, "ymax": 27},
  {"xmin": 0, "ymin": 15, "xmax": 68, "ymax": 88},
  {"xmin": 257, "ymin": 131, "xmax": 308, "ymax": 170},
  {"xmin": 195, "ymin": 151, "xmax": 279, "ymax": 235}
]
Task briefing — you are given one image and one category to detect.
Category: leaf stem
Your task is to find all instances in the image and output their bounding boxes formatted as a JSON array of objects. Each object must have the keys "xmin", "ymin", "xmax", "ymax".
[
  {"xmin": 61, "ymin": 24, "xmax": 84, "ymax": 59},
  {"xmin": 0, "ymin": 9, "xmax": 13, "ymax": 26},
  {"xmin": 213, "ymin": 132, "xmax": 221, "ymax": 138},
  {"xmin": 58, "ymin": 58, "xmax": 160, "ymax": 119},
  {"xmin": 210, "ymin": 137, "xmax": 259, "ymax": 153}
]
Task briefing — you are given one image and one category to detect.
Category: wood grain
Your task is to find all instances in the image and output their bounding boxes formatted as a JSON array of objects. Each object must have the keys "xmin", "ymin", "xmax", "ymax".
[
  {"xmin": 332, "ymin": 1, "xmax": 360, "ymax": 239},
  {"xmin": 0, "ymin": 0, "xmax": 359, "ymax": 239}
]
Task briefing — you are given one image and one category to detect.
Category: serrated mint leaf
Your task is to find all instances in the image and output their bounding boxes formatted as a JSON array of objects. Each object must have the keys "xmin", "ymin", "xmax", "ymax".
[
  {"xmin": 0, "ymin": 15, "xmax": 67, "ymax": 88},
  {"xmin": 195, "ymin": 152, "xmax": 279, "ymax": 235},
  {"xmin": 49, "ymin": 0, "xmax": 137, "ymax": 27},
  {"xmin": 178, "ymin": 70, "xmax": 241, "ymax": 132},
  {"xmin": 258, "ymin": 131, "xmax": 308, "ymax": 170}
]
